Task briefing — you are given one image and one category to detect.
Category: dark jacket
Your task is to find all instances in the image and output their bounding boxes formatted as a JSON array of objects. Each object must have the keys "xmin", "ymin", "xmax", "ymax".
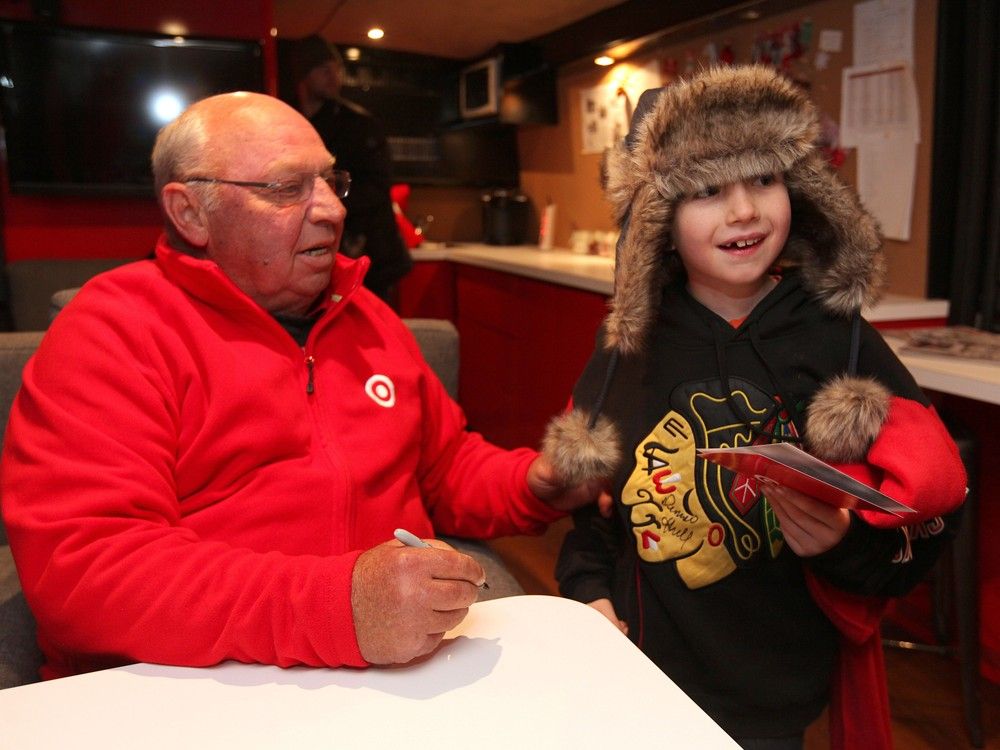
[
  {"xmin": 310, "ymin": 97, "xmax": 412, "ymax": 299},
  {"xmin": 557, "ymin": 270, "xmax": 963, "ymax": 737}
]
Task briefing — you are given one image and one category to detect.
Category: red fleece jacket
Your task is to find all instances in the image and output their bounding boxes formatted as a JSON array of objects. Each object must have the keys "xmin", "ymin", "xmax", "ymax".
[{"xmin": 1, "ymin": 237, "xmax": 560, "ymax": 679}]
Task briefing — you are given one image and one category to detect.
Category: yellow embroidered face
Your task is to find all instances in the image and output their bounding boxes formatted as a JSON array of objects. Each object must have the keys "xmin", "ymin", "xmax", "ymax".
[
  {"xmin": 620, "ymin": 377, "xmax": 798, "ymax": 589},
  {"xmin": 621, "ymin": 409, "xmax": 736, "ymax": 588}
]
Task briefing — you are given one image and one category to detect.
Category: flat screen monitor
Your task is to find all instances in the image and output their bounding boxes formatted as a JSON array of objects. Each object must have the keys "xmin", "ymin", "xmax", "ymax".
[{"xmin": 0, "ymin": 22, "xmax": 263, "ymax": 197}]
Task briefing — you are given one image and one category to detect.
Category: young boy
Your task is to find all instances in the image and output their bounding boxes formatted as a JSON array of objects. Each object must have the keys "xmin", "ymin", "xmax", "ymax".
[{"xmin": 543, "ymin": 66, "xmax": 967, "ymax": 750}]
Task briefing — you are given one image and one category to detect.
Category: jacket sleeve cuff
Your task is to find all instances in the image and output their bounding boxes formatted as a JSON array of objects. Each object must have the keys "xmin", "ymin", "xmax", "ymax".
[{"xmin": 323, "ymin": 549, "xmax": 368, "ymax": 667}]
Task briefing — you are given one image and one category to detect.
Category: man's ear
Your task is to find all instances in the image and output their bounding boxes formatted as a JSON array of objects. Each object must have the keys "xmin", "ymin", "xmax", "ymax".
[{"xmin": 160, "ymin": 183, "xmax": 211, "ymax": 248}]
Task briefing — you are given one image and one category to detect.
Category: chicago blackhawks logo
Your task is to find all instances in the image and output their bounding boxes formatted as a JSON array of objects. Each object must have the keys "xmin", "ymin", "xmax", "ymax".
[{"xmin": 621, "ymin": 377, "xmax": 798, "ymax": 589}]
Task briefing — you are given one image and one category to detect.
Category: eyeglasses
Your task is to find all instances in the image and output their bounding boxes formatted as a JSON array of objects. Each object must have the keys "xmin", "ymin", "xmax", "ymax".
[{"xmin": 182, "ymin": 169, "xmax": 351, "ymax": 206}]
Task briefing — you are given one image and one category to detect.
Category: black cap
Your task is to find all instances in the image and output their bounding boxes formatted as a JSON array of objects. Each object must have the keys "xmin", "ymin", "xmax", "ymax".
[{"xmin": 282, "ymin": 35, "xmax": 337, "ymax": 82}]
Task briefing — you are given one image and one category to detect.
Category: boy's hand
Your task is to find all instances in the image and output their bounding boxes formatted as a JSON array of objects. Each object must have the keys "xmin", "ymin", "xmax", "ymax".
[
  {"xmin": 760, "ymin": 478, "xmax": 851, "ymax": 556},
  {"xmin": 587, "ymin": 598, "xmax": 628, "ymax": 635}
]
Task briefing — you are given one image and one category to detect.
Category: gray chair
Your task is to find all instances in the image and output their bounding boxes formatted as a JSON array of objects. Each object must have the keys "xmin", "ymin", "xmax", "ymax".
[
  {"xmin": 0, "ymin": 332, "xmax": 46, "ymax": 689},
  {"xmin": 393, "ymin": 318, "xmax": 522, "ymax": 600},
  {"xmin": 5, "ymin": 258, "xmax": 137, "ymax": 331}
]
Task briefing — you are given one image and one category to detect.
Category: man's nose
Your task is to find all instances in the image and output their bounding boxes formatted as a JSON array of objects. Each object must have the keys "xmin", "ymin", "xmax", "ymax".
[
  {"xmin": 308, "ymin": 175, "xmax": 347, "ymax": 223},
  {"xmin": 726, "ymin": 184, "xmax": 758, "ymax": 223}
]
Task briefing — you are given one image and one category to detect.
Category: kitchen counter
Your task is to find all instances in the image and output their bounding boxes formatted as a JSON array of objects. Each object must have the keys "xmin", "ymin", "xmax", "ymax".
[
  {"xmin": 411, "ymin": 243, "xmax": 949, "ymax": 323},
  {"xmin": 887, "ymin": 337, "xmax": 1000, "ymax": 406},
  {"xmin": 412, "ymin": 244, "xmax": 614, "ymax": 294},
  {"xmin": 408, "ymin": 243, "xmax": 1000, "ymax": 406}
]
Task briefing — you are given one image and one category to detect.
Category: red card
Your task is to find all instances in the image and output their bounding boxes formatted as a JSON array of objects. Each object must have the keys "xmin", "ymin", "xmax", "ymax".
[{"xmin": 698, "ymin": 442, "xmax": 915, "ymax": 517}]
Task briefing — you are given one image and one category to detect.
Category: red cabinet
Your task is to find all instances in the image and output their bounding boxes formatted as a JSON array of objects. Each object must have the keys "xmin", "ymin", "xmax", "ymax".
[
  {"xmin": 397, "ymin": 260, "xmax": 456, "ymax": 322},
  {"xmin": 455, "ymin": 265, "xmax": 607, "ymax": 449}
]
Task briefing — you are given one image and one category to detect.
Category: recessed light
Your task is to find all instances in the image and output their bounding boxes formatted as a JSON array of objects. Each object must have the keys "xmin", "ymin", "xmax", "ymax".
[
  {"xmin": 740, "ymin": 9, "xmax": 762, "ymax": 20},
  {"xmin": 160, "ymin": 21, "xmax": 188, "ymax": 36},
  {"xmin": 345, "ymin": 47, "xmax": 361, "ymax": 61},
  {"xmin": 595, "ymin": 55, "xmax": 615, "ymax": 66},
  {"xmin": 367, "ymin": 27, "xmax": 385, "ymax": 40}
]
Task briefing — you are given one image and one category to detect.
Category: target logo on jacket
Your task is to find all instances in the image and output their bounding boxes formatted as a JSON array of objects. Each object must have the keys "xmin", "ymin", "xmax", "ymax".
[{"xmin": 364, "ymin": 374, "xmax": 396, "ymax": 408}]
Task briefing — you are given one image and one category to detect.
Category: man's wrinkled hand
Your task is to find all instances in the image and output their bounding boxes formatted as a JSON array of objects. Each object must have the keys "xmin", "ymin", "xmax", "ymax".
[
  {"xmin": 351, "ymin": 538, "xmax": 485, "ymax": 664},
  {"xmin": 527, "ymin": 454, "xmax": 613, "ymax": 516}
]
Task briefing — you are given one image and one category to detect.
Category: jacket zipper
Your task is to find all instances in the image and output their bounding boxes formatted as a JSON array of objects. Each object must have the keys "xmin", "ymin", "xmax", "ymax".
[{"xmin": 304, "ymin": 353, "xmax": 316, "ymax": 395}]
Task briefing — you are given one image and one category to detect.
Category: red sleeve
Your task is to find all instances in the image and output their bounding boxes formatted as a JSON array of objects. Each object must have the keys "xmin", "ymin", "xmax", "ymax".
[{"xmin": 832, "ymin": 398, "xmax": 967, "ymax": 529}]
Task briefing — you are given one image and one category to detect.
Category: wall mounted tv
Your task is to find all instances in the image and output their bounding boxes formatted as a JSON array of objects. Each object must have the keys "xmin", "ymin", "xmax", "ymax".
[{"xmin": 0, "ymin": 22, "xmax": 263, "ymax": 197}]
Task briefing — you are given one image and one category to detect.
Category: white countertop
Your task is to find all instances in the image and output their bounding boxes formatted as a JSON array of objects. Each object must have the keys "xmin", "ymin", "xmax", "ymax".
[
  {"xmin": 411, "ymin": 243, "xmax": 949, "ymax": 323},
  {"xmin": 887, "ymin": 337, "xmax": 1000, "ymax": 406},
  {"xmin": 413, "ymin": 243, "xmax": 615, "ymax": 294},
  {"xmin": 411, "ymin": 243, "xmax": 1000, "ymax": 406}
]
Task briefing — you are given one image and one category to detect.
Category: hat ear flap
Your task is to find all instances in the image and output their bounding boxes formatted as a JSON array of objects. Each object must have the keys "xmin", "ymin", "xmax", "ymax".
[
  {"xmin": 603, "ymin": 139, "xmax": 639, "ymax": 225},
  {"xmin": 605, "ymin": 181, "xmax": 671, "ymax": 355},
  {"xmin": 785, "ymin": 156, "xmax": 886, "ymax": 315}
]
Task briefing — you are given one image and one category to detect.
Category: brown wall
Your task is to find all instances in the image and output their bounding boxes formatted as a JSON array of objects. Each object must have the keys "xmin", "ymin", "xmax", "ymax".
[
  {"xmin": 405, "ymin": 186, "xmax": 486, "ymax": 244},
  {"xmin": 517, "ymin": 0, "xmax": 939, "ymax": 298}
]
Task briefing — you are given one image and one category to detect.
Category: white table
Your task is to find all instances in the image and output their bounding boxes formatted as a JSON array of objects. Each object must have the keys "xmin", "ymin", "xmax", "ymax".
[{"xmin": 0, "ymin": 595, "xmax": 738, "ymax": 749}]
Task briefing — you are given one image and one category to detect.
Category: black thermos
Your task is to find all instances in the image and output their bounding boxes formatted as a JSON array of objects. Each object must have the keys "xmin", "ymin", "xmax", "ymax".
[{"xmin": 481, "ymin": 189, "xmax": 528, "ymax": 245}]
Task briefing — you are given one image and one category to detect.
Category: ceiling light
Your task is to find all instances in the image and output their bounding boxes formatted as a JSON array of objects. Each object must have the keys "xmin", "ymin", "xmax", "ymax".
[
  {"xmin": 160, "ymin": 21, "xmax": 188, "ymax": 36},
  {"xmin": 595, "ymin": 55, "xmax": 615, "ymax": 66},
  {"xmin": 345, "ymin": 47, "xmax": 361, "ymax": 61},
  {"xmin": 367, "ymin": 28, "xmax": 385, "ymax": 40},
  {"xmin": 739, "ymin": 10, "xmax": 762, "ymax": 20}
]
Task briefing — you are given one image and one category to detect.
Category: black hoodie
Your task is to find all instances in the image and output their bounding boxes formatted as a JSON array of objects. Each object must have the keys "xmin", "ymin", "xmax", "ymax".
[{"xmin": 556, "ymin": 269, "xmax": 954, "ymax": 738}]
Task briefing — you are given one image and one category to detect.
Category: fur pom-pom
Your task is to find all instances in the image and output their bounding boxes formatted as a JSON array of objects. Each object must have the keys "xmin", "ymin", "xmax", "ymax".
[
  {"xmin": 805, "ymin": 375, "xmax": 892, "ymax": 463},
  {"xmin": 541, "ymin": 409, "xmax": 621, "ymax": 486}
]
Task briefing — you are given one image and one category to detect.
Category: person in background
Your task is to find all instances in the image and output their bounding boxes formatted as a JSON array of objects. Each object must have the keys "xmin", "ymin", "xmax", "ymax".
[
  {"xmin": 542, "ymin": 66, "xmax": 966, "ymax": 750},
  {"xmin": 1, "ymin": 92, "xmax": 601, "ymax": 680},
  {"xmin": 279, "ymin": 35, "xmax": 412, "ymax": 304}
]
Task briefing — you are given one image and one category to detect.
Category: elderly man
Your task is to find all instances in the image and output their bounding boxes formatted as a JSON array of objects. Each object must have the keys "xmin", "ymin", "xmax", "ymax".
[{"xmin": 1, "ymin": 92, "xmax": 597, "ymax": 679}]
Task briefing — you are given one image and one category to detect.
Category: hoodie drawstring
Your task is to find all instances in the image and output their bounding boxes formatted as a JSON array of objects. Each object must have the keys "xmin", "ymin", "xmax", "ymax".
[
  {"xmin": 588, "ymin": 349, "xmax": 620, "ymax": 429},
  {"xmin": 847, "ymin": 312, "xmax": 862, "ymax": 375},
  {"xmin": 712, "ymin": 322, "xmax": 805, "ymax": 445},
  {"xmin": 746, "ymin": 322, "xmax": 806, "ymax": 440}
]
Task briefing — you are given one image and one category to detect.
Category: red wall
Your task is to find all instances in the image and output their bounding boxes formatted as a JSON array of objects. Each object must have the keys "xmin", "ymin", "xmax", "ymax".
[{"xmin": 0, "ymin": 0, "xmax": 276, "ymax": 262}]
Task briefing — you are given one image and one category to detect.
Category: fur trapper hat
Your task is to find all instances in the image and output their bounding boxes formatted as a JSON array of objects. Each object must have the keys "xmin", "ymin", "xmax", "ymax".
[
  {"xmin": 544, "ymin": 65, "xmax": 890, "ymax": 483},
  {"xmin": 604, "ymin": 65, "xmax": 884, "ymax": 355}
]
